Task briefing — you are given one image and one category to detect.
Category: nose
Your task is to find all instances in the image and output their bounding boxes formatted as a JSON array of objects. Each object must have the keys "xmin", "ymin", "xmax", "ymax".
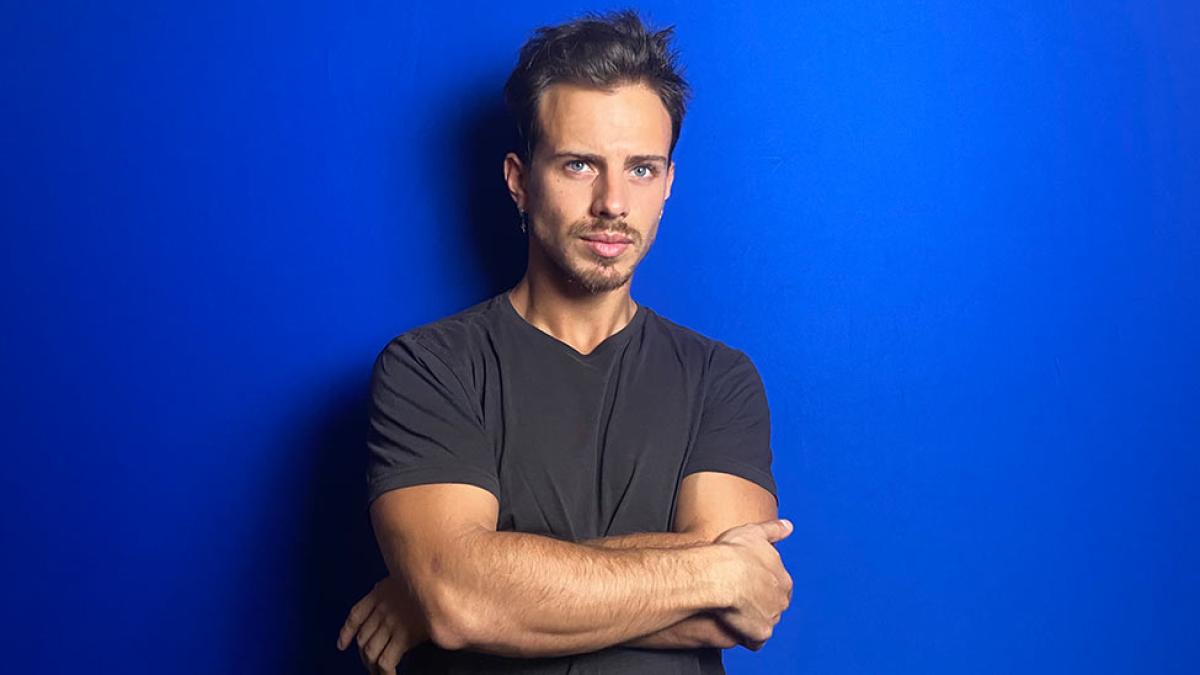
[{"xmin": 591, "ymin": 166, "xmax": 629, "ymax": 220}]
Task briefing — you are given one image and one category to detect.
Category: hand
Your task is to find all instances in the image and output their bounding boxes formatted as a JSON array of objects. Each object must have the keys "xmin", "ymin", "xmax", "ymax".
[
  {"xmin": 337, "ymin": 575, "xmax": 429, "ymax": 674},
  {"xmin": 712, "ymin": 519, "xmax": 794, "ymax": 651},
  {"xmin": 687, "ymin": 612, "xmax": 745, "ymax": 650}
]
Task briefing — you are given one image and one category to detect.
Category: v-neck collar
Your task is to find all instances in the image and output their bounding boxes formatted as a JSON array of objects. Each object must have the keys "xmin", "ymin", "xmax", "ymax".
[{"xmin": 498, "ymin": 291, "xmax": 646, "ymax": 363}]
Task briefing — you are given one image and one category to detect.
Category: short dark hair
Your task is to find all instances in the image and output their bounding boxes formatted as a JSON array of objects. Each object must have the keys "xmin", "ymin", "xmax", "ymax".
[{"xmin": 503, "ymin": 9, "xmax": 691, "ymax": 163}]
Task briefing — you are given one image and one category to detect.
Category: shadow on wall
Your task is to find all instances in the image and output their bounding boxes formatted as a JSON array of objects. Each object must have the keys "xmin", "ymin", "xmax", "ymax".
[
  {"xmin": 288, "ymin": 79, "xmax": 525, "ymax": 674},
  {"xmin": 457, "ymin": 73, "xmax": 530, "ymax": 296},
  {"xmin": 292, "ymin": 379, "xmax": 386, "ymax": 675}
]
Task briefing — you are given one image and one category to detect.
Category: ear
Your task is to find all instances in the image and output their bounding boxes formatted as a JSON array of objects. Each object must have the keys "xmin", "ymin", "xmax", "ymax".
[
  {"xmin": 664, "ymin": 160, "xmax": 676, "ymax": 202},
  {"xmin": 503, "ymin": 152, "xmax": 529, "ymax": 211}
]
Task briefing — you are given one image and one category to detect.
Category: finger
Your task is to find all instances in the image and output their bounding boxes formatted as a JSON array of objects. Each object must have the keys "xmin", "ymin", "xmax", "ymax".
[
  {"xmin": 339, "ymin": 592, "xmax": 381, "ymax": 650},
  {"xmin": 357, "ymin": 641, "xmax": 371, "ymax": 673},
  {"xmin": 369, "ymin": 634, "xmax": 398, "ymax": 667},
  {"xmin": 363, "ymin": 616, "xmax": 394, "ymax": 665},
  {"xmin": 369, "ymin": 637, "xmax": 391, "ymax": 675},
  {"xmin": 378, "ymin": 632, "xmax": 411, "ymax": 673},
  {"xmin": 356, "ymin": 619, "xmax": 387, "ymax": 674},
  {"xmin": 716, "ymin": 611, "xmax": 760, "ymax": 650},
  {"xmin": 352, "ymin": 612, "xmax": 383, "ymax": 670},
  {"xmin": 338, "ymin": 608, "xmax": 366, "ymax": 651},
  {"xmin": 762, "ymin": 518, "xmax": 793, "ymax": 543},
  {"xmin": 355, "ymin": 605, "xmax": 385, "ymax": 652}
]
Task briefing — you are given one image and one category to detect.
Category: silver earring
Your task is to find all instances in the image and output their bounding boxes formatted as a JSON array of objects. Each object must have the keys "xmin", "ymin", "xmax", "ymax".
[{"xmin": 519, "ymin": 209, "xmax": 528, "ymax": 234}]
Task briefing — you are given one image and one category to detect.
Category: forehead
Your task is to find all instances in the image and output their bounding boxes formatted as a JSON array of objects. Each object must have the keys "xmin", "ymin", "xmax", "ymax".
[{"xmin": 535, "ymin": 82, "xmax": 673, "ymax": 157}]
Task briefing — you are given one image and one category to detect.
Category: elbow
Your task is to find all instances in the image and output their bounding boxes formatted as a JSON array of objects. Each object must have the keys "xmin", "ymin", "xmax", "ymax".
[
  {"xmin": 405, "ymin": 528, "xmax": 509, "ymax": 653},
  {"xmin": 420, "ymin": 578, "xmax": 487, "ymax": 652},
  {"xmin": 428, "ymin": 614, "xmax": 470, "ymax": 652}
]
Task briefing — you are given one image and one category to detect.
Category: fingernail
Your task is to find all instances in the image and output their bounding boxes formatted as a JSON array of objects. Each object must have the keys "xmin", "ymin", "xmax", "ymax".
[{"xmin": 780, "ymin": 519, "xmax": 793, "ymax": 531}]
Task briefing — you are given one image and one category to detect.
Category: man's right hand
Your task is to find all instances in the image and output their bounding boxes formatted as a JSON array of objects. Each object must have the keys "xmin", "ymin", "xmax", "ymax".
[{"xmin": 712, "ymin": 519, "xmax": 794, "ymax": 650}]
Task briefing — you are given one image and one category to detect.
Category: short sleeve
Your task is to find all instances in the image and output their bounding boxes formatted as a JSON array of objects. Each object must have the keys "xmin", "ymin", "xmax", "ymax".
[
  {"xmin": 365, "ymin": 335, "xmax": 500, "ymax": 506},
  {"xmin": 683, "ymin": 347, "xmax": 778, "ymax": 502}
]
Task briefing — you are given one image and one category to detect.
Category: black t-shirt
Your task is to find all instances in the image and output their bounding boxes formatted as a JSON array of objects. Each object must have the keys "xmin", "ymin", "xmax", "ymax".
[{"xmin": 366, "ymin": 291, "xmax": 777, "ymax": 675}]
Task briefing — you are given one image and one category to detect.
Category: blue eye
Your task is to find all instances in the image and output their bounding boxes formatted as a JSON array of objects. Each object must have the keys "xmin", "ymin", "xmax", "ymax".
[
  {"xmin": 566, "ymin": 160, "xmax": 588, "ymax": 172},
  {"xmin": 632, "ymin": 165, "xmax": 654, "ymax": 178}
]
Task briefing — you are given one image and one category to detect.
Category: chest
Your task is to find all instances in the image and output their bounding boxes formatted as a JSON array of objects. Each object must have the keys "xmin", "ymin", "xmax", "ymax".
[{"xmin": 482, "ymin": 347, "xmax": 704, "ymax": 540}]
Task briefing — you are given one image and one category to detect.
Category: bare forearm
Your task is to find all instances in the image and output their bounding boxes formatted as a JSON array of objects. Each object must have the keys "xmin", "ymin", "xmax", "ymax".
[
  {"xmin": 424, "ymin": 529, "xmax": 733, "ymax": 658},
  {"xmin": 579, "ymin": 530, "xmax": 709, "ymax": 550},
  {"xmin": 624, "ymin": 612, "xmax": 739, "ymax": 650},
  {"xmin": 580, "ymin": 531, "xmax": 739, "ymax": 650}
]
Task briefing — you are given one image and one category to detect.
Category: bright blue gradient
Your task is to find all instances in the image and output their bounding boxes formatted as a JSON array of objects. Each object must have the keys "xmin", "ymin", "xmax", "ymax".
[{"xmin": 3, "ymin": 2, "xmax": 1196, "ymax": 673}]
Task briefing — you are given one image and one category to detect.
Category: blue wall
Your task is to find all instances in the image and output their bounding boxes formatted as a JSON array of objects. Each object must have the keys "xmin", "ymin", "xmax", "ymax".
[{"xmin": 3, "ymin": 2, "xmax": 1196, "ymax": 673}]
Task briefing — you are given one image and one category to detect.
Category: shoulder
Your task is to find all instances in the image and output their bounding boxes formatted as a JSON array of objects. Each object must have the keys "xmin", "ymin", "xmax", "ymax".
[
  {"xmin": 401, "ymin": 295, "xmax": 499, "ymax": 354},
  {"xmin": 644, "ymin": 308, "xmax": 759, "ymax": 376},
  {"xmin": 374, "ymin": 294, "xmax": 504, "ymax": 378}
]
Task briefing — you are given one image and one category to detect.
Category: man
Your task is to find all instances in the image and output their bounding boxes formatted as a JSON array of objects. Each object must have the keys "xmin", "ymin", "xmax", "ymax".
[{"xmin": 336, "ymin": 10, "xmax": 793, "ymax": 674}]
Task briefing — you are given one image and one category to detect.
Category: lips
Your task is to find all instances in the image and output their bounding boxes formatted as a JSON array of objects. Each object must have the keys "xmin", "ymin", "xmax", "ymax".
[
  {"xmin": 579, "ymin": 229, "xmax": 635, "ymax": 258},
  {"xmin": 581, "ymin": 233, "xmax": 633, "ymax": 244},
  {"xmin": 587, "ymin": 241, "xmax": 629, "ymax": 257}
]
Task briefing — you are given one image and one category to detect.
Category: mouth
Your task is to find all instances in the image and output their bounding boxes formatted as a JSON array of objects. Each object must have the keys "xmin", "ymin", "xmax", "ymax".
[{"xmin": 580, "ymin": 233, "xmax": 634, "ymax": 259}]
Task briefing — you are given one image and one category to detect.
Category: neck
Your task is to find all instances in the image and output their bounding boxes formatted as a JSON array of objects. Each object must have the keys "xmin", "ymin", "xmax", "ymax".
[{"xmin": 507, "ymin": 263, "xmax": 638, "ymax": 357}]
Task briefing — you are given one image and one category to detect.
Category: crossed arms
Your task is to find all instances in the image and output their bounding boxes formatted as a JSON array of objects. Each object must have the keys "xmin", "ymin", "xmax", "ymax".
[{"xmin": 337, "ymin": 470, "xmax": 793, "ymax": 672}]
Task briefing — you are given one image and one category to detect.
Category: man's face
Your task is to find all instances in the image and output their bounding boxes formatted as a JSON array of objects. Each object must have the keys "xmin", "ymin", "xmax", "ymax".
[{"xmin": 509, "ymin": 82, "xmax": 676, "ymax": 294}]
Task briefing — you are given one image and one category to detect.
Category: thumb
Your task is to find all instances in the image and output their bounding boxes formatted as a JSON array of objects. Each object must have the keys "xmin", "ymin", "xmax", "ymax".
[{"xmin": 763, "ymin": 518, "xmax": 793, "ymax": 543}]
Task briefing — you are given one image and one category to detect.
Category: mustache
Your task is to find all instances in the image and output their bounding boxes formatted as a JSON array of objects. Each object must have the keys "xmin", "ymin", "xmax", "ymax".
[{"xmin": 569, "ymin": 219, "xmax": 639, "ymax": 241}]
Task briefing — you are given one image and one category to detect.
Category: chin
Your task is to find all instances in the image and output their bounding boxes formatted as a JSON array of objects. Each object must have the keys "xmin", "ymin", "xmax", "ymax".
[
  {"xmin": 539, "ymin": 238, "xmax": 637, "ymax": 293},
  {"xmin": 569, "ymin": 265, "xmax": 634, "ymax": 293}
]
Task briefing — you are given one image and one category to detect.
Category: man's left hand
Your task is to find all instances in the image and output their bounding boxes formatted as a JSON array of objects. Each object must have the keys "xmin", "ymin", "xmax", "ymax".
[{"xmin": 337, "ymin": 575, "xmax": 429, "ymax": 674}]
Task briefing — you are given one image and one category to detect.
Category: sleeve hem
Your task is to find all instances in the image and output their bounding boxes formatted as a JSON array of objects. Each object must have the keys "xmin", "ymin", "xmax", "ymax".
[
  {"xmin": 367, "ymin": 464, "xmax": 502, "ymax": 507},
  {"xmin": 682, "ymin": 459, "xmax": 778, "ymax": 507}
]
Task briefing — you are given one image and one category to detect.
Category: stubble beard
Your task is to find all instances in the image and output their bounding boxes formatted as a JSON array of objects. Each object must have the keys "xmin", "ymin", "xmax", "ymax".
[{"xmin": 535, "ymin": 216, "xmax": 649, "ymax": 294}]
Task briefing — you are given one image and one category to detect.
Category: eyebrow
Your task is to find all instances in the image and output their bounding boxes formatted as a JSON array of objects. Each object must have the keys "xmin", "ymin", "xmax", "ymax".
[{"xmin": 552, "ymin": 151, "xmax": 669, "ymax": 167}]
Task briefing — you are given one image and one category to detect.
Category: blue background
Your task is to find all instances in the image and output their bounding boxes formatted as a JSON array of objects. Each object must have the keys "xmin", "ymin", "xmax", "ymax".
[{"xmin": 3, "ymin": 2, "xmax": 1197, "ymax": 673}]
